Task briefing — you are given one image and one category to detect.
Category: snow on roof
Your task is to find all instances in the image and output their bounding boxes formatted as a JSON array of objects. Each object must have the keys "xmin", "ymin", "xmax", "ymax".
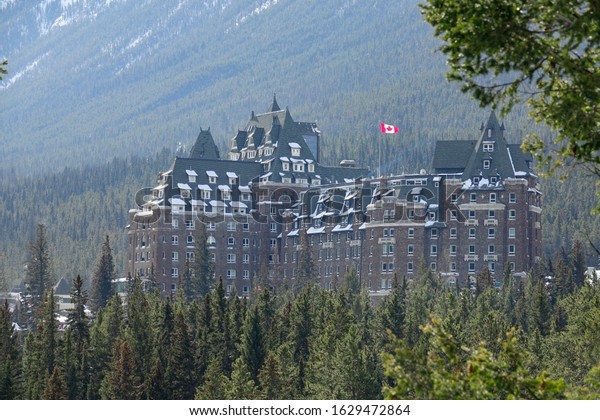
[
  {"xmin": 260, "ymin": 172, "xmax": 272, "ymax": 179},
  {"xmin": 197, "ymin": 184, "xmax": 212, "ymax": 191},
  {"xmin": 230, "ymin": 201, "xmax": 248, "ymax": 209},
  {"xmin": 206, "ymin": 170, "xmax": 218, "ymax": 177},
  {"xmin": 280, "ymin": 156, "xmax": 290, "ymax": 162},
  {"xmin": 218, "ymin": 185, "xmax": 232, "ymax": 192},
  {"xmin": 186, "ymin": 169, "xmax": 198, "ymax": 176},
  {"xmin": 169, "ymin": 197, "xmax": 186, "ymax": 205},
  {"xmin": 307, "ymin": 227, "xmax": 325, "ymax": 234},
  {"xmin": 289, "ymin": 142, "xmax": 301, "ymax": 148},
  {"xmin": 226, "ymin": 172, "xmax": 238, "ymax": 178},
  {"xmin": 209, "ymin": 200, "xmax": 227, "ymax": 207},
  {"xmin": 177, "ymin": 183, "xmax": 192, "ymax": 190},
  {"xmin": 239, "ymin": 185, "xmax": 252, "ymax": 193}
]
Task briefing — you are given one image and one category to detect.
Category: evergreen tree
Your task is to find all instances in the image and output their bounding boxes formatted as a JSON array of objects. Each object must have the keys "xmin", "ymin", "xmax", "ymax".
[
  {"xmin": 0, "ymin": 300, "xmax": 20, "ymax": 399},
  {"xmin": 67, "ymin": 275, "xmax": 89, "ymax": 359},
  {"xmin": 226, "ymin": 357, "xmax": 259, "ymax": 399},
  {"xmin": 295, "ymin": 229, "xmax": 316, "ymax": 291},
  {"xmin": 90, "ymin": 236, "xmax": 115, "ymax": 313},
  {"xmin": 570, "ymin": 240, "xmax": 587, "ymax": 288},
  {"xmin": 145, "ymin": 357, "xmax": 167, "ymax": 400},
  {"xmin": 24, "ymin": 224, "xmax": 54, "ymax": 328},
  {"xmin": 42, "ymin": 367, "xmax": 68, "ymax": 400},
  {"xmin": 165, "ymin": 310, "xmax": 195, "ymax": 399},
  {"xmin": 239, "ymin": 305, "xmax": 266, "ymax": 384},
  {"xmin": 125, "ymin": 275, "xmax": 151, "ymax": 384},
  {"xmin": 100, "ymin": 339, "xmax": 142, "ymax": 400},
  {"xmin": 194, "ymin": 356, "xmax": 228, "ymax": 400},
  {"xmin": 192, "ymin": 222, "xmax": 214, "ymax": 298},
  {"xmin": 377, "ymin": 274, "xmax": 407, "ymax": 343}
]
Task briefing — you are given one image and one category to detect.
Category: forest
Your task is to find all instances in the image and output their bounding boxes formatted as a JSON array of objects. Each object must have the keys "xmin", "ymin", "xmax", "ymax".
[{"xmin": 2, "ymin": 240, "xmax": 600, "ymax": 400}]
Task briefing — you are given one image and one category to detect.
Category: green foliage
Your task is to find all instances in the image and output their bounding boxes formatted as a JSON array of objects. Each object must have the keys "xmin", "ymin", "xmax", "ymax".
[
  {"xmin": 383, "ymin": 317, "xmax": 566, "ymax": 399},
  {"xmin": 90, "ymin": 236, "xmax": 115, "ymax": 313},
  {"xmin": 421, "ymin": 0, "xmax": 600, "ymax": 177}
]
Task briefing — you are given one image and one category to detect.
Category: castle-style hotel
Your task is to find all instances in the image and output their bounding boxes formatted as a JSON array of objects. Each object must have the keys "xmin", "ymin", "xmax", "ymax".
[{"xmin": 127, "ymin": 97, "xmax": 542, "ymax": 295}]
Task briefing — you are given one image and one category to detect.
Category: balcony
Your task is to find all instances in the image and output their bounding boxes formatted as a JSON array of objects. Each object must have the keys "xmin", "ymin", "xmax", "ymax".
[
  {"xmin": 464, "ymin": 254, "xmax": 479, "ymax": 261},
  {"xmin": 378, "ymin": 237, "xmax": 396, "ymax": 245},
  {"xmin": 465, "ymin": 219, "xmax": 479, "ymax": 226},
  {"xmin": 484, "ymin": 219, "xmax": 498, "ymax": 226},
  {"xmin": 484, "ymin": 254, "xmax": 499, "ymax": 262}
]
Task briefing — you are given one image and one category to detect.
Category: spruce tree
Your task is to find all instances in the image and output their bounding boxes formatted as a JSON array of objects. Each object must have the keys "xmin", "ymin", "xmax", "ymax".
[
  {"xmin": 99, "ymin": 339, "xmax": 142, "ymax": 400},
  {"xmin": 165, "ymin": 310, "xmax": 195, "ymax": 399},
  {"xmin": 194, "ymin": 356, "xmax": 228, "ymax": 400},
  {"xmin": 192, "ymin": 222, "xmax": 214, "ymax": 298},
  {"xmin": 90, "ymin": 235, "xmax": 115, "ymax": 313},
  {"xmin": 295, "ymin": 229, "xmax": 316, "ymax": 291},
  {"xmin": 239, "ymin": 305, "xmax": 266, "ymax": 384},
  {"xmin": 226, "ymin": 357, "xmax": 259, "ymax": 399},
  {"xmin": 0, "ymin": 300, "xmax": 20, "ymax": 399},
  {"xmin": 42, "ymin": 367, "xmax": 68, "ymax": 400},
  {"xmin": 24, "ymin": 224, "xmax": 54, "ymax": 328}
]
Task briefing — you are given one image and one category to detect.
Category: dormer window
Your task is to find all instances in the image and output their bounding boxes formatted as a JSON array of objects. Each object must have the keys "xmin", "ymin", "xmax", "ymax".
[
  {"xmin": 289, "ymin": 142, "xmax": 301, "ymax": 156},
  {"xmin": 282, "ymin": 162, "xmax": 289, "ymax": 171},
  {"xmin": 186, "ymin": 170, "xmax": 197, "ymax": 183},
  {"xmin": 483, "ymin": 142, "xmax": 494, "ymax": 152},
  {"xmin": 293, "ymin": 163, "xmax": 304, "ymax": 172},
  {"xmin": 307, "ymin": 163, "xmax": 315, "ymax": 173},
  {"xmin": 247, "ymin": 151, "xmax": 256, "ymax": 159},
  {"xmin": 483, "ymin": 160, "xmax": 491, "ymax": 169},
  {"xmin": 206, "ymin": 171, "xmax": 218, "ymax": 184}
]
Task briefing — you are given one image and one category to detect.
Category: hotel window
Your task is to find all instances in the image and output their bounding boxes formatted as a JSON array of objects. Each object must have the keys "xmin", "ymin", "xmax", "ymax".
[
  {"xmin": 172, "ymin": 235, "xmax": 179, "ymax": 245},
  {"xmin": 308, "ymin": 163, "xmax": 315, "ymax": 172},
  {"xmin": 186, "ymin": 252, "xmax": 195, "ymax": 262},
  {"xmin": 172, "ymin": 219, "xmax": 179, "ymax": 228},
  {"xmin": 186, "ymin": 219, "xmax": 194, "ymax": 229},
  {"xmin": 171, "ymin": 268, "xmax": 179, "ymax": 278},
  {"xmin": 407, "ymin": 262, "xmax": 414, "ymax": 273},
  {"xmin": 209, "ymin": 176, "xmax": 217, "ymax": 184},
  {"xmin": 469, "ymin": 228, "xmax": 476, "ymax": 238},
  {"xmin": 509, "ymin": 228, "xmax": 516, "ymax": 238},
  {"xmin": 389, "ymin": 228, "xmax": 395, "ymax": 236},
  {"xmin": 408, "ymin": 228, "xmax": 414, "ymax": 238},
  {"xmin": 490, "ymin": 193, "xmax": 496, "ymax": 203},
  {"xmin": 227, "ymin": 254, "xmax": 236, "ymax": 263},
  {"xmin": 450, "ymin": 244, "xmax": 457, "ymax": 255},
  {"xmin": 509, "ymin": 209, "xmax": 516, "ymax": 220},
  {"xmin": 469, "ymin": 245, "xmax": 476, "ymax": 255},
  {"xmin": 509, "ymin": 192, "xmax": 516, "ymax": 203},
  {"xmin": 483, "ymin": 142, "xmax": 494, "ymax": 152},
  {"xmin": 187, "ymin": 235, "xmax": 194, "ymax": 244},
  {"xmin": 202, "ymin": 190, "xmax": 211, "ymax": 200},
  {"xmin": 450, "ymin": 210, "xmax": 458, "ymax": 220},
  {"xmin": 242, "ymin": 238, "xmax": 249, "ymax": 247},
  {"xmin": 431, "ymin": 228, "xmax": 438, "ymax": 239},
  {"xmin": 430, "ymin": 262, "xmax": 437, "ymax": 272},
  {"xmin": 243, "ymin": 254, "xmax": 249, "ymax": 263},
  {"xmin": 291, "ymin": 147, "xmax": 301, "ymax": 156},
  {"xmin": 450, "ymin": 228, "xmax": 457, "ymax": 239},
  {"xmin": 227, "ymin": 237, "xmax": 235, "ymax": 246},
  {"xmin": 243, "ymin": 223, "xmax": 250, "ymax": 231},
  {"xmin": 488, "ymin": 210, "xmax": 495, "ymax": 219},
  {"xmin": 483, "ymin": 160, "xmax": 490, "ymax": 169},
  {"xmin": 407, "ymin": 244, "xmax": 414, "ymax": 256},
  {"xmin": 470, "ymin": 193, "xmax": 477, "ymax": 202},
  {"xmin": 450, "ymin": 262, "xmax": 457, "ymax": 272},
  {"xmin": 469, "ymin": 210, "xmax": 476, "ymax": 219},
  {"xmin": 282, "ymin": 162, "xmax": 289, "ymax": 171},
  {"xmin": 430, "ymin": 244, "xmax": 437, "ymax": 256},
  {"xmin": 468, "ymin": 262, "xmax": 475, "ymax": 273},
  {"xmin": 243, "ymin": 270, "xmax": 250, "ymax": 280},
  {"xmin": 227, "ymin": 269, "xmax": 236, "ymax": 279},
  {"xmin": 451, "ymin": 193, "xmax": 458, "ymax": 203},
  {"xmin": 488, "ymin": 245, "xmax": 495, "ymax": 255},
  {"xmin": 488, "ymin": 228, "xmax": 495, "ymax": 238},
  {"xmin": 383, "ymin": 228, "xmax": 388, "ymax": 237},
  {"xmin": 509, "ymin": 244, "xmax": 516, "ymax": 256}
]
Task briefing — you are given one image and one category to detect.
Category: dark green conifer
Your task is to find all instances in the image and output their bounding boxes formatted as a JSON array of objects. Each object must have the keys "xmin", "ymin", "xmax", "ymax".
[{"xmin": 90, "ymin": 236, "xmax": 115, "ymax": 313}]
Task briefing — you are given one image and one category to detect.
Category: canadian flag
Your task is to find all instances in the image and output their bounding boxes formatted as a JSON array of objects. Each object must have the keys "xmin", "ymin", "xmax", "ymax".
[{"xmin": 380, "ymin": 123, "xmax": 399, "ymax": 133}]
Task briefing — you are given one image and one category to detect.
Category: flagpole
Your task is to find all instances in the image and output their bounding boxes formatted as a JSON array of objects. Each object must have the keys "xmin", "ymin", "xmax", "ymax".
[{"xmin": 378, "ymin": 134, "xmax": 381, "ymax": 178}]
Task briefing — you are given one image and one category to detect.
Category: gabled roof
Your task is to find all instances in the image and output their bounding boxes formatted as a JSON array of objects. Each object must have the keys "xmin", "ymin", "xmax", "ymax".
[
  {"xmin": 189, "ymin": 128, "xmax": 220, "ymax": 160},
  {"xmin": 432, "ymin": 111, "xmax": 535, "ymax": 181}
]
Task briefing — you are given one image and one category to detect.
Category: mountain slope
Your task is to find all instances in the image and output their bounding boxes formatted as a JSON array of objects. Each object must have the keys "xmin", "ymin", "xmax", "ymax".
[{"xmin": 1, "ymin": 0, "xmax": 504, "ymax": 176}]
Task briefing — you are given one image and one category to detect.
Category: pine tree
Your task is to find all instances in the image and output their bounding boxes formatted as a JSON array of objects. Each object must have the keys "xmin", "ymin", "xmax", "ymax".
[
  {"xmin": 194, "ymin": 356, "xmax": 228, "ymax": 400},
  {"xmin": 99, "ymin": 339, "xmax": 142, "ymax": 400},
  {"xmin": 90, "ymin": 236, "xmax": 115, "ymax": 313},
  {"xmin": 226, "ymin": 357, "xmax": 259, "ymax": 399},
  {"xmin": 295, "ymin": 228, "xmax": 317, "ymax": 291},
  {"xmin": 165, "ymin": 310, "xmax": 195, "ymax": 399},
  {"xmin": 67, "ymin": 275, "xmax": 89, "ymax": 358},
  {"xmin": 125, "ymin": 275, "xmax": 151, "ymax": 385},
  {"xmin": 24, "ymin": 224, "xmax": 54, "ymax": 328},
  {"xmin": 42, "ymin": 367, "xmax": 68, "ymax": 400},
  {"xmin": 0, "ymin": 300, "xmax": 20, "ymax": 399},
  {"xmin": 192, "ymin": 222, "xmax": 214, "ymax": 298},
  {"xmin": 239, "ymin": 305, "xmax": 266, "ymax": 384},
  {"xmin": 377, "ymin": 274, "xmax": 407, "ymax": 344}
]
